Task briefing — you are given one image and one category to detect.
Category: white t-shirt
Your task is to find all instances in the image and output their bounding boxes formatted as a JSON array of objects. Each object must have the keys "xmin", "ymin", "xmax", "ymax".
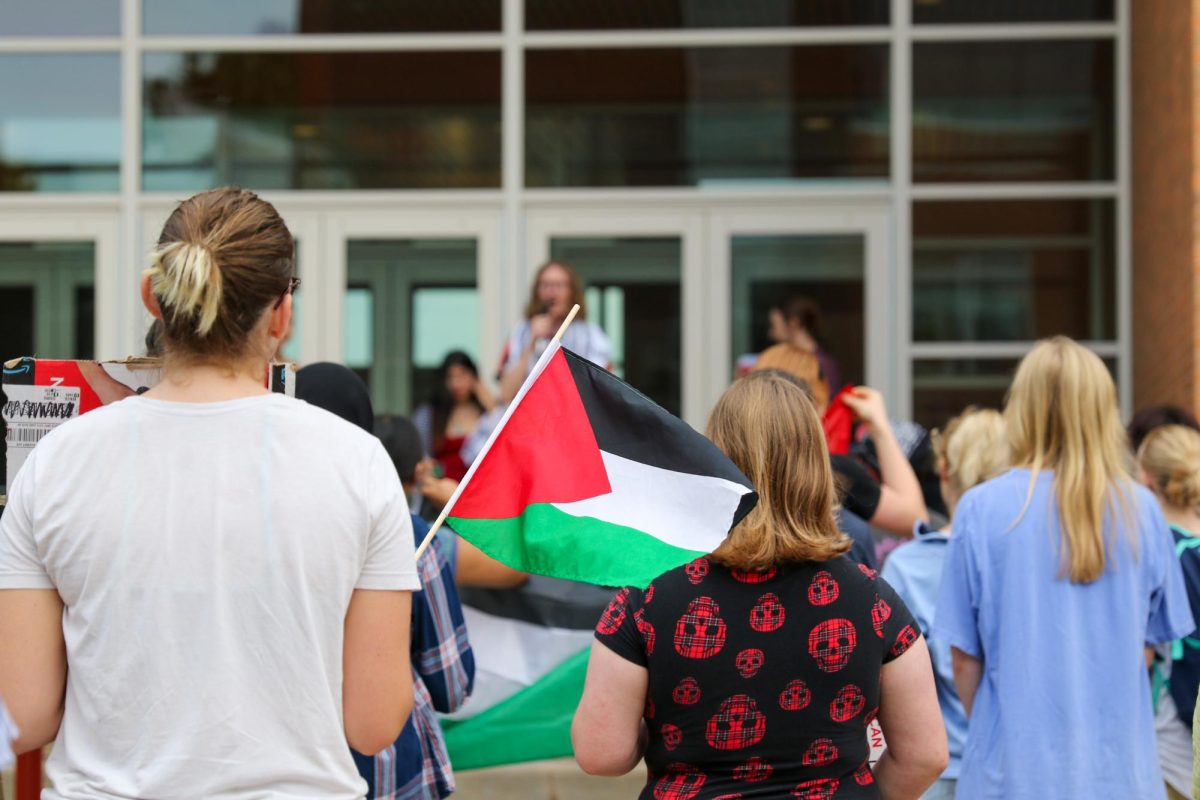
[{"xmin": 0, "ymin": 394, "xmax": 419, "ymax": 799}]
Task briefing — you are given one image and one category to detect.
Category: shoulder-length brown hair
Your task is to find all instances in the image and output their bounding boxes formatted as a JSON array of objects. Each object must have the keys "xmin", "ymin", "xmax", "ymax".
[
  {"xmin": 525, "ymin": 260, "xmax": 588, "ymax": 320},
  {"xmin": 706, "ymin": 370, "xmax": 849, "ymax": 570}
]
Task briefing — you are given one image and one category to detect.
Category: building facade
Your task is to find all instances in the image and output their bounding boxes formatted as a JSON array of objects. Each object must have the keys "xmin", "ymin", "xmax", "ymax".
[{"xmin": 0, "ymin": 0, "xmax": 1155, "ymax": 431}]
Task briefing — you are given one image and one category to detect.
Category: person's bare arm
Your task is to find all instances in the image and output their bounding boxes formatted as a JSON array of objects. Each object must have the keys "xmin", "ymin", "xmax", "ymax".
[
  {"xmin": 0, "ymin": 589, "xmax": 66, "ymax": 754},
  {"xmin": 498, "ymin": 355, "xmax": 530, "ymax": 405},
  {"xmin": 454, "ymin": 538, "xmax": 528, "ymax": 589},
  {"xmin": 572, "ymin": 639, "xmax": 649, "ymax": 776},
  {"xmin": 343, "ymin": 589, "xmax": 413, "ymax": 755},
  {"xmin": 842, "ymin": 387, "xmax": 928, "ymax": 536},
  {"xmin": 499, "ymin": 316, "xmax": 555, "ymax": 403},
  {"xmin": 418, "ymin": 474, "xmax": 459, "ymax": 509},
  {"xmin": 472, "ymin": 376, "xmax": 496, "ymax": 413},
  {"xmin": 873, "ymin": 636, "xmax": 948, "ymax": 799},
  {"xmin": 951, "ymin": 646, "xmax": 983, "ymax": 718}
]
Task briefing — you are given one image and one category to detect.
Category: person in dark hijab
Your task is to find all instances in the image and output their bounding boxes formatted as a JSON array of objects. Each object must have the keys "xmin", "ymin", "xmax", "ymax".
[{"xmin": 295, "ymin": 362, "xmax": 374, "ymax": 433}]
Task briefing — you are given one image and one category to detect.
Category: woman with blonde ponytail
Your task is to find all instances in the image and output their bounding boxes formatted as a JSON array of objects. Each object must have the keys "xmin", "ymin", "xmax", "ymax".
[
  {"xmin": 0, "ymin": 187, "xmax": 419, "ymax": 799},
  {"xmin": 1138, "ymin": 425, "xmax": 1200, "ymax": 799},
  {"xmin": 934, "ymin": 336, "xmax": 1194, "ymax": 800}
]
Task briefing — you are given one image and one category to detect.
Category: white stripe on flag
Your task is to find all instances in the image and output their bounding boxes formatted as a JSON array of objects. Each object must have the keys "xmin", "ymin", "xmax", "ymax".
[
  {"xmin": 443, "ymin": 605, "xmax": 592, "ymax": 720},
  {"xmin": 552, "ymin": 450, "xmax": 752, "ymax": 553}
]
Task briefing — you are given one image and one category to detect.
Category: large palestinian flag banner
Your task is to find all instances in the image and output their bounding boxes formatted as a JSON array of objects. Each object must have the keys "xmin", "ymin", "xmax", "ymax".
[{"xmin": 443, "ymin": 339, "xmax": 757, "ymax": 589}]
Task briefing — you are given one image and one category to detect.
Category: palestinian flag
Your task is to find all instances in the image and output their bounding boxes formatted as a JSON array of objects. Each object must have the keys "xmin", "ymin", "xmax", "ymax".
[
  {"xmin": 441, "ymin": 576, "xmax": 604, "ymax": 769},
  {"xmin": 440, "ymin": 338, "xmax": 755, "ymax": 770},
  {"xmin": 443, "ymin": 339, "xmax": 757, "ymax": 589}
]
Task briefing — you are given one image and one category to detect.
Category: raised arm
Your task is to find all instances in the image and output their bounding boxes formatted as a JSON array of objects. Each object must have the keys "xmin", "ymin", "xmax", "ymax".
[
  {"xmin": 0, "ymin": 589, "xmax": 66, "ymax": 753},
  {"xmin": 842, "ymin": 387, "xmax": 928, "ymax": 535}
]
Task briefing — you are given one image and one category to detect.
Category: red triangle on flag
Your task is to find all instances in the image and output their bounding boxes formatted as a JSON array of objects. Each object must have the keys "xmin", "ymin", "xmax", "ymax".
[{"xmin": 450, "ymin": 349, "xmax": 612, "ymax": 520}]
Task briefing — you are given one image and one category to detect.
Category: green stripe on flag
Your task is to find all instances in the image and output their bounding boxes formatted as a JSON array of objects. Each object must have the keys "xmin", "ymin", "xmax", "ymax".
[
  {"xmin": 448, "ymin": 503, "xmax": 705, "ymax": 589},
  {"xmin": 442, "ymin": 647, "xmax": 590, "ymax": 770}
]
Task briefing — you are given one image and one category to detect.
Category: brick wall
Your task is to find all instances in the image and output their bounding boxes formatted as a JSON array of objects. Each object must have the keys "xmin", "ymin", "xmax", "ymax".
[{"xmin": 1132, "ymin": 0, "xmax": 1199, "ymax": 411}]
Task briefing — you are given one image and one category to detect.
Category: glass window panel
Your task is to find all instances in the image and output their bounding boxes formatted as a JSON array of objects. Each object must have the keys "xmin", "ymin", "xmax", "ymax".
[
  {"xmin": 914, "ymin": 0, "xmax": 1113, "ymax": 24},
  {"xmin": 143, "ymin": 0, "xmax": 499, "ymax": 35},
  {"xmin": 347, "ymin": 239, "xmax": 477, "ymax": 415},
  {"xmin": 413, "ymin": 288, "xmax": 480, "ymax": 368},
  {"xmin": 527, "ymin": 46, "xmax": 889, "ymax": 188},
  {"xmin": 527, "ymin": 0, "xmax": 887, "ymax": 30},
  {"xmin": 550, "ymin": 236, "xmax": 682, "ymax": 415},
  {"xmin": 913, "ymin": 40, "xmax": 1114, "ymax": 183},
  {"xmin": 912, "ymin": 358, "xmax": 1017, "ymax": 431},
  {"xmin": 344, "ymin": 288, "xmax": 373, "ymax": 368},
  {"xmin": 0, "ymin": 54, "xmax": 120, "ymax": 192},
  {"xmin": 0, "ymin": 241, "xmax": 94, "ymax": 362},
  {"xmin": 1, "ymin": 0, "xmax": 119, "ymax": 36},
  {"xmin": 143, "ymin": 52, "xmax": 501, "ymax": 191},
  {"xmin": 912, "ymin": 356, "xmax": 1116, "ymax": 430},
  {"xmin": 74, "ymin": 285, "xmax": 94, "ymax": 360},
  {"xmin": 913, "ymin": 199, "xmax": 1115, "ymax": 342},
  {"xmin": 0, "ymin": 285, "xmax": 35, "ymax": 363},
  {"xmin": 731, "ymin": 234, "xmax": 864, "ymax": 390}
]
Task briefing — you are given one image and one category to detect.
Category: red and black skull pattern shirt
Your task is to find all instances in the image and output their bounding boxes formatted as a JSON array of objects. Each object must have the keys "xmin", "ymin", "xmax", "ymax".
[{"xmin": 594, "ymin": 555, "xmax": 920, "ymax": 800}]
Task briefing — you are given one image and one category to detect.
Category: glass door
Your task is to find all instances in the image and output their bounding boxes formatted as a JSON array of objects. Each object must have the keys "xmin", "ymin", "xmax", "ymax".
[
  {"xmin": 708, "ymin": 203, "xmax": 895, "ymax": 414},
  {"xmin": 0, "ymin": 242, "xmax": 95, "ymax": 364},
  {"xmin": 324, "ymin": 207, "xmax": 502, "ymax": 416},
  {"xmin": 0, "ymin": 210, "xmax": 117, "ymax": 496},
  {"xmin": 526, "ymin": 206, "xmax": 704, "ymax": 425}
]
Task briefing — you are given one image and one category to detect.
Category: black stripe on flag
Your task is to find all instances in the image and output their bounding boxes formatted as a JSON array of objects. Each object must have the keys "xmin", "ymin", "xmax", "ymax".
[
  {"xmin": 459, "ymin": 576, "xmax": 615, "ymax": 629},
  {"xmin": 563, "ymin": 348, "xmax": 756, "ymax": 495}
]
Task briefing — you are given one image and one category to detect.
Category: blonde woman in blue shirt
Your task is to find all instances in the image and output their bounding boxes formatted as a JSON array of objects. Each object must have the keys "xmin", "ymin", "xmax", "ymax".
[
  {"xmin": 935, "ymin": 337, "xmax": 1195, "ymax": 799},
  {"xmin": 881, "ymin": 407, "xmax": 1008, "ymax": 800}
]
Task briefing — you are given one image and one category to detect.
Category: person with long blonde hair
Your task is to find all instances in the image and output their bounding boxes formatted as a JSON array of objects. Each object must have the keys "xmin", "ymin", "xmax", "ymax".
[
  {"xmin": 572, "ymin": 370, "xmax": 948, "ymax": 798},
  {"xmin": 1138, "ymin": 425, "xmax": 1200, "ymax": 800},
  {"xmin": 934, "ymin": 337, "xmax": 1194, "ymax": 799}
]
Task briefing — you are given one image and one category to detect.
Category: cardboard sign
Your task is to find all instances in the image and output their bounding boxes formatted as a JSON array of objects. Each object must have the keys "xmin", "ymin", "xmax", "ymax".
[
  {"xmin": 2, "ymin": 357, "xmax": 295, "ymax": 501},
  {"xmin": 867, "ymin": 716, "xmax": 886, "ymax": 767}
]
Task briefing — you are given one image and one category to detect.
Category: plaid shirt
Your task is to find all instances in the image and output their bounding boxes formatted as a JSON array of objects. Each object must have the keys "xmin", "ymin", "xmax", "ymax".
[{"xmin": 352, "ymin": 515, "xmax": 474, "ymax": 799}]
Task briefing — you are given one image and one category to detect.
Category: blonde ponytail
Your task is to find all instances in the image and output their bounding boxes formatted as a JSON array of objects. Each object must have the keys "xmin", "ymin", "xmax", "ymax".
[
  {"xmin": 150, "ymin": 187, "xmax": 294, "ymax": 361},
  {"xmin": 1138, "ymin": 425, "xmax": 1200, "ymax": 512},
  {"xmin": 147, "ymin": 240, "xmax": 224, "ymax": 337}
]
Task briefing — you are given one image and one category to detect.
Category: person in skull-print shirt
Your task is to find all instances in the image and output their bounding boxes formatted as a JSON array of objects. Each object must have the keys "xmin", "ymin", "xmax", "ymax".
[{"xmin": 572, "ymin": 370, "xmax": 948, "ymax": 799}]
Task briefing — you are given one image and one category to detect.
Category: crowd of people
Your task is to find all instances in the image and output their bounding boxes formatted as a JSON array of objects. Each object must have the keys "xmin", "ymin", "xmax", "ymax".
[{"xmin": 1, "ymin": 185, "xmax": 1200, "ymax": 800}]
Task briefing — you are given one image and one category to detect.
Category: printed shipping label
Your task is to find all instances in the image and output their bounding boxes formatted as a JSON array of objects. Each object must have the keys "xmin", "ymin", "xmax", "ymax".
[{"xmin": 4, "ymin": 383, "xmax": 81, "ymax": 483}]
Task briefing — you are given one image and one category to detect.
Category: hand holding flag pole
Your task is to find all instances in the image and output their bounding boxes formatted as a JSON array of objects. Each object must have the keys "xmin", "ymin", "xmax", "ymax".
[{"xmin": 413, "ymin": 304, "xmax": 581, "ymax": 561}]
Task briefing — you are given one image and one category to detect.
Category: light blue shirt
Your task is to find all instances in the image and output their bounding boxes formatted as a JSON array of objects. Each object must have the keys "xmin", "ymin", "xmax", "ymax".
[
  {"xmin": 934, "ymin": 469, "xmax": 1195, "ymax": 800},
  {"xmin": 881, "ymin": 522, "xmax": 966, "ymax": 779}
]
